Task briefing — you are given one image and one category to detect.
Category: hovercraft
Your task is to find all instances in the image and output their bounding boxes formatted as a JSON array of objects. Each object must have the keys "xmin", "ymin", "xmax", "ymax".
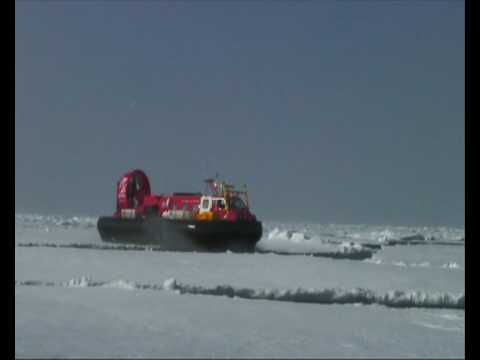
[{"xmin": 97, "ymin": 169, "xmax": 263, "ymax": 252}]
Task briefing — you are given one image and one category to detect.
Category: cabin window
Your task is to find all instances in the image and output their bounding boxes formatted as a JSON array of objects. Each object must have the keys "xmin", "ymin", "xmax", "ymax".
[
  {"xmin": 202, "ymin": 199, "xmax": 210, "ymax": 210},
  {"xmin": 217, "ymin": 200, "xmax": 226, "ymax": 210},
  {"xmin": 230, "ymin": 197, "xmax": 246, "ymax": 210}
]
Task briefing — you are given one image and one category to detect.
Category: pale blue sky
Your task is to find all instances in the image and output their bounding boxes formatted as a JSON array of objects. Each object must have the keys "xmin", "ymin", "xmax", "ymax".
[{"xmin": 15, "ymin": 1, "xmax": 464, "ymax": 227}]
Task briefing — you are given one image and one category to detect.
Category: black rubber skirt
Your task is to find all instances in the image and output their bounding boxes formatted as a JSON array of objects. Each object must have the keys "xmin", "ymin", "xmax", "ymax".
[{"xmin": 97, "ymin": 216, "xmax": 263, "ymax": 253}]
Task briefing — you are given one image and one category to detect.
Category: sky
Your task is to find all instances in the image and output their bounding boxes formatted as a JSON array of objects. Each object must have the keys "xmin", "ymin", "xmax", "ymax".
[{"xmin": 15, "ymin": 0, "xmax": 464, "ymax": 227}]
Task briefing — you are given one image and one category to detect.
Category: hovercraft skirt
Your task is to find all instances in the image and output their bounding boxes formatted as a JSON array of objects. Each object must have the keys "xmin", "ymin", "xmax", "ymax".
[{"xmin": 97, "ymin": 216, "xmax": 262, "ymax": 252}]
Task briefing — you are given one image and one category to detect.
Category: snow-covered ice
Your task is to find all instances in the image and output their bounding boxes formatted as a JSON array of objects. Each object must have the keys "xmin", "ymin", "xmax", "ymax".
[{"xmin": 15, "ymin": 214, "xmax": 465, "ymax": 358}]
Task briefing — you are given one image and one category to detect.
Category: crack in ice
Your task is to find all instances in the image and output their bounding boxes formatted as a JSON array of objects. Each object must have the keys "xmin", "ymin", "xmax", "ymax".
[{"xmin": 15, "ymin": 276, "xmax": 464, "ymax": 310}]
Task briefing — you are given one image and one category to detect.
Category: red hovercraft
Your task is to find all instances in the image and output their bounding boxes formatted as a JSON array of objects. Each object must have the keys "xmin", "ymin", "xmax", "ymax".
[{"xmin": 97, "ymin": 169, "xmax": 263, "ymax": 252}]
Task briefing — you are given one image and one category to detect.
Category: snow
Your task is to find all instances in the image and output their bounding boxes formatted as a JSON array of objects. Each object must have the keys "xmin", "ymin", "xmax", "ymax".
[
  {"xmin": 15, "ymin": 214, "xmax": 464, "ymax": 358},
  {"xmin": 258, "ymin": 227, "xmax": 377, "ymax": 259},
  {"xmin": 442, "ymin": 262, "xmax": 461, "ymax": 270},
  {"xmin": 163, "ymin": 278, "xmax": 178, "ymax": 291}
]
